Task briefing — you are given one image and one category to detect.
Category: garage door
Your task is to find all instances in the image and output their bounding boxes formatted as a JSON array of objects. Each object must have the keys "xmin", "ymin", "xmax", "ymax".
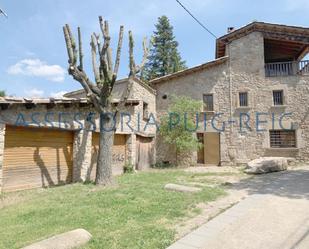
[
  {"xmin": 90, "ymin": 133, "xmax": 126, "ymax": 179},
  {"xmin": 3, "ymin": 126, "xmax": 73, "ymax": 192}
]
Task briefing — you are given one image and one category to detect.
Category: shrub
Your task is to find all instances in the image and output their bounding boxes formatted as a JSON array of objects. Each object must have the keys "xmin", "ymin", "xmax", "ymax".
[
  {"xmin": 123, "ymin": 161, "xmax": 135, "ymax": 174},
  {"xmin": 151, "ymin": 161, "xmax": 175, "ymax": 169},
  {"xmin": 159, "ymin": 95, "xmax": 203, "ymax": 165}
]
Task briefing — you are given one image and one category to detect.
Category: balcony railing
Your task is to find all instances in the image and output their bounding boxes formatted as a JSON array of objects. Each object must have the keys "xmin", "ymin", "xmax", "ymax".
[{"xmin": 265, "ymin": 60, "xmax": 309, "ymax": 77}]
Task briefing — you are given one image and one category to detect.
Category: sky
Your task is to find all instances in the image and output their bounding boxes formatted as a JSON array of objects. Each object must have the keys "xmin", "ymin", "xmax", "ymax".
[{"xmin": 0, "ymin": 0, "xmax": 308, "ymax": 98}]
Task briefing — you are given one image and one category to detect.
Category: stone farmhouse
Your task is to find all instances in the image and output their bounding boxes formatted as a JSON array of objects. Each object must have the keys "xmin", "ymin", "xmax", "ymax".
[
  {"xmin": 151, "ymin": 22, "xmax": 309, "ymax": 166},
  {"xmin": 0, "ymin": 21, "xmax": 308, "ymax": 192}
]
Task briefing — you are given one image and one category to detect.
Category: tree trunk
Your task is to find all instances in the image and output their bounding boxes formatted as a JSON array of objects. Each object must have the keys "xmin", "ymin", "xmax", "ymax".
[{"xmin": 95, "ymin": 112, "xmax": 115, "ymax": 185}]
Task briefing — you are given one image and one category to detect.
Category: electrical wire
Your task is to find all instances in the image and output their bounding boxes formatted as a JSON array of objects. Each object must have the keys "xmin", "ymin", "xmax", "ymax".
[{"xmin": 175, "ymin": 0, "xmax": 217, "ymax": 39}]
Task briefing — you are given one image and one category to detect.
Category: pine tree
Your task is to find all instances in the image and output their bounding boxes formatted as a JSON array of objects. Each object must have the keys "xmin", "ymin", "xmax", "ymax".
[{"xmin": 142, "ymin": 16, "xmax": 186, "ymax": 81}]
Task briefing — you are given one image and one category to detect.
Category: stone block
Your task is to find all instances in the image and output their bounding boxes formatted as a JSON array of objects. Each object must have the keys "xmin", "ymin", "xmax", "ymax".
[
  {"xmin": 21, "ymin": 229, "xmax": 92, "ymax": 249},
  {"xmin": 244, "ymin": 157, "xmax": 288, "ymax": 174},
  {"xmin": 164, "ymin": 183, "xmax": 202, "ymax": 193}
]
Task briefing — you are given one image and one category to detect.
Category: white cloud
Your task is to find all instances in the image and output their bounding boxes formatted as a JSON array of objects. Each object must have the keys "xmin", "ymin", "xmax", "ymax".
[
  {"xmin": 51, "ymin": 91, "xmax": 67, "ymax": 98},
  {"xmin": 25, "ymin": 88, "xmax": 45, "ymax": 98},
  {"xmin": 7, "ymin": 58, "xmax": 65, "ymax": 82}
]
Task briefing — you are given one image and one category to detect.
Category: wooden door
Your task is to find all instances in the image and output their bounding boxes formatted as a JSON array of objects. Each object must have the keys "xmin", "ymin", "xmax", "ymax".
[
  {"xmin": 3, "ymin": 126, "xmax": 73, "ymax": 192},
  {"xmin": 204, "ymin": 132, "xmax": 220, "ymax": 165},
  {"xmin": 136, "ymin": 136, "xmax": 153, "ymax": 170},
  {"xmin": 197, "ymin": 133, "xmax": 205, "ymax": 164}
]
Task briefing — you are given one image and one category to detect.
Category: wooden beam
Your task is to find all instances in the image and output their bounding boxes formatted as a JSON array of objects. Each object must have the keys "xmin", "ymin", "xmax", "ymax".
[
  {"xmin": 0, "ymin": 103, "xmax": 10, "ymax": 110},
  {"xmin": 25, "ymin": 103, "xmax": 36, "ymax": 109},
  {"xmin": 296, "ymin": 46, "xmax": 309, "ymax": 60},
  {"xmin": 263, "ymin": 32, "xmax": 309, "ymax": 44},
  {"xmin": 46, "ymin": 103, "xmax": 56, "ymax": 109}
]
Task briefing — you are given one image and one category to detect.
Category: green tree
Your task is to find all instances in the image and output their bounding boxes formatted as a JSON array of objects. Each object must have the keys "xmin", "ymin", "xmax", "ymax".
[
  {"xmin": 142, "ymin": 16, "xmax": 186, "ymax": 81},
  {"xmin": 159, "ymin": 96, "xmax": 202, "ymax": 166},
  {"xmin": 0, "ymin": 90, "xmax": 5, "ymax": 97}
]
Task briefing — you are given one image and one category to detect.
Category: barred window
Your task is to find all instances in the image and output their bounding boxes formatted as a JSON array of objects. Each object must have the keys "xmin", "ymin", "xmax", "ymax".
[
  {"xmin": 203, "ymin": 94, "xmax": 214, "ymax": 112},
  {"xmin": 270, "ymin": 130, "xmax": 296, "ymax": 148},
  {"xmin": 273, "ymin": 90, "xmax": 284, "ymax": 106},
  {"xmin": 239, "ymin": 92, "xmax": 248, "ymax": 107}
]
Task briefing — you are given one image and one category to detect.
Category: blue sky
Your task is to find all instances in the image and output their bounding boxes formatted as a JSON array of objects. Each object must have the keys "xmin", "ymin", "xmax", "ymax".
[{"xmin": 0, "ymin": 0, "xmax": 308, "ymax": 98}]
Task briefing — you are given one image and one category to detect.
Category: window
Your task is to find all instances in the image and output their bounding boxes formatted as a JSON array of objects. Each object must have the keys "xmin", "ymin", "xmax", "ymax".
[
  {"xmin": 269, "ymin": 130, "xmax": 296, "ymax": 148},
  {"xmin": 203, "ymin": 94, "xmax": 214, "ymax": 112},
  {"xmin": 239, "ymin": 92, "xmax": 248, "ymax": 107},
  {"xmin": 273, "ymin": 90, "xmax": 284, "ymax": 106},
  {"xmin": 143, "ymin": 102, "xmax": 149, "ymax": 120}
]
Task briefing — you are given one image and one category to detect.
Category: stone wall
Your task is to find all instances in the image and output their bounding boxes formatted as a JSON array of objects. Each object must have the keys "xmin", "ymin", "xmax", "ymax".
[
  {"xmin": 154, "ymin": 31, "xmax": 309, "ymax": 165},
  {"xmin": 126, "ymin": 134, "xmax": 137, "ymax": 166},
  {"xmin": 227, "ymin": 31, "xmax": 309, "ymax": 163},
  {"xmin": 154, "ymin": 62, "xmax": 230, "ymax": 164},
  {"xmin": 130, "ymin": 78, "xmax": 157, "ymax": 136}
]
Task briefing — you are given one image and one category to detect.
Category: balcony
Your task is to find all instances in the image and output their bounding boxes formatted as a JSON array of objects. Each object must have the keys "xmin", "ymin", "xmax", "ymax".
[{"xmin": 265, "ymin": 60, "xmax": 309, "ymax": 77}]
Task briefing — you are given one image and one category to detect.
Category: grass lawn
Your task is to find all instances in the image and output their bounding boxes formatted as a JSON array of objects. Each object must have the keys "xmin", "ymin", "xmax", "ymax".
[{"xmin": 0, "ymin": 169, "xmax": 225, "ymax": 249}]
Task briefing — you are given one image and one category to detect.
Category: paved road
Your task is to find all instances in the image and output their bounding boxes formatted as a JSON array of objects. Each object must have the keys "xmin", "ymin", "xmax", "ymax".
[{"xmin": 167, "ymin": 168, "xmax": 309, "ymax": 249}]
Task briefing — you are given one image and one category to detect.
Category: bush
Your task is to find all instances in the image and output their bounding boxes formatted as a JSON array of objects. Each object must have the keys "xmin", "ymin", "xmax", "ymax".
[
  {"xmin": 123, "ymin": 161, "xmax": 135, "ymax": 174},
  {"xmin": 159, "ymin": 95, "xmax": 203, "ymax": 166}
]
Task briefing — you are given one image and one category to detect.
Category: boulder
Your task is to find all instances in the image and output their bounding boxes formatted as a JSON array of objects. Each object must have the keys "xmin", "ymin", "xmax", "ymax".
[
  {"xmin": 164, "ymin": 183, "xmax": 202, "ymax": 193},
  {"xmin": 21, "ymin": 229, "xmax": 92, "ymax": 249},
  {"xmin": 244, "ymin": 157, "xmax": 288, "ymax": 174}
]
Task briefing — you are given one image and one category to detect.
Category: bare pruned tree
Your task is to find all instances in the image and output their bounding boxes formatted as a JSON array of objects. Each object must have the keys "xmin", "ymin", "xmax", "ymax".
[
  {"xmin": 0, "ymin": 8, "xmax": 8, "ymax": 18},
  {"xmin": 63, "ymin": 17, "xmax": 149, "ymax": 186}
]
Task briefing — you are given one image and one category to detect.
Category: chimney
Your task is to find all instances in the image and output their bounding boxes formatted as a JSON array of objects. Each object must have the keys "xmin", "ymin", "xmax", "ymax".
[{"xmin": 227, "ymin": 27, "xmax": 235, "ymax": 33}]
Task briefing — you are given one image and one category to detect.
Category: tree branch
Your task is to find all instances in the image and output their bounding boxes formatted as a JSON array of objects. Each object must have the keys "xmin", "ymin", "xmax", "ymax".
[
  {"xmin": 90, "ymin": 33, "xmax": 100, "ymax": 83},
  {"xmin": 128, "ymin": 31, "xmax": 136, "ymax": 77},
  {"xmin": 77, "ymin": 27, "xmax": 84, "ymax": 70},
  {"xmin": 63, "ymin": 25, "xmax": 74, "ymax": 64},
  {"xmin": 92, "ymin": 33, "xmax": 104, "ymax": 80},
  {"xmin": 98, "ymin": 17, "xmax": 111, "ymax": 83},
  {"xmin": 94, "ymin": 33, "xmax": 101, "ymax": 56},
  {"xmin": 65, "ymin": 24, "xmax": 77, "ymax": 65},
  {"xmin": 99, "ymin": 57, "xmax": 110, "ymax": 84},
  {"xmin": 99, "ymin": 16, "xmax": 110, "ymax": 58},
  {"xmin": 128, "ymin": 31, "xmax": 150, "ymax": 77},
  {"xmin": 112, "ymin": 25, "xmax": 124, "ymax": 85},
  {"xmin": 104, "ymin": 20, "xmax": 113, "ymax": 71},
  {"xmin": 135, "ymin": 36, "xmax": 150, "ymax": 74},
  {"xmin": 68, "ymin": 66, "xmax": 102, "ymax": 110}
]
